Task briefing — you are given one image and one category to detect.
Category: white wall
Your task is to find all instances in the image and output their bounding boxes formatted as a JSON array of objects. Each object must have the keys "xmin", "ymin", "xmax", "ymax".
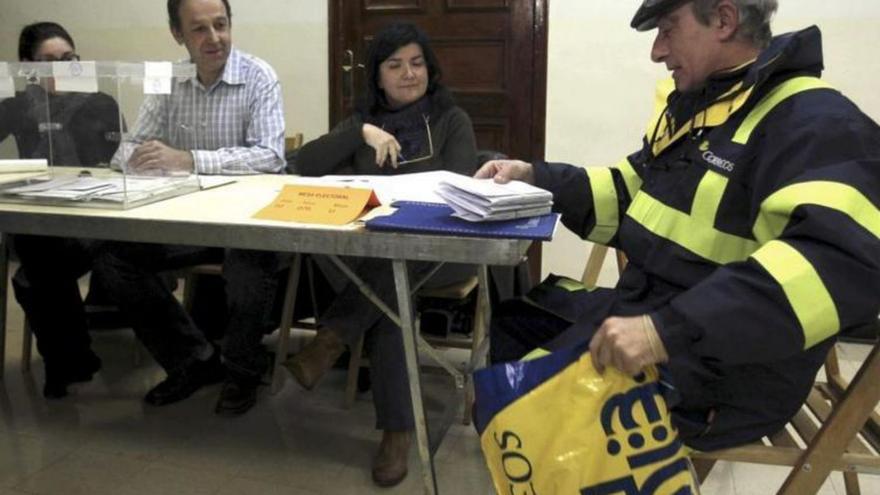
[
  {"xmin": 3, "ymin": 1, "xmax": 878, "ymax": 283},
  {"xmin": 0, "ymin": 0, "xmax": 329, "ymax": 142},
  {"xmin": 543, "ymin": 0, "xmax": 880, "ymax": 285}
]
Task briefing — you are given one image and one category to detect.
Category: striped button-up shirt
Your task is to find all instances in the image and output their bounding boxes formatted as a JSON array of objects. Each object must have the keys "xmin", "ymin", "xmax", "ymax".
[{"xmin": 123, "ymin": 48, "xmax": 285, "ymax": 175}]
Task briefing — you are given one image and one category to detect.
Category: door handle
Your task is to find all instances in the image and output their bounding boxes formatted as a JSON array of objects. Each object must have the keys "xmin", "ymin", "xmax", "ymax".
[
  {"xmin": 342, "ymin": 49, "xmax": 354, "ymax": 72},
  {"xmin": 342, "ymin": 49, "xmax": 364, "ymax": 103}
]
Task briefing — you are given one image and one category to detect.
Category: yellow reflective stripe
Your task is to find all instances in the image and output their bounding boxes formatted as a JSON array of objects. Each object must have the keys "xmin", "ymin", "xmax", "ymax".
[
  {"xmin": 733, "ymin": 77, "xmax": 833, "ymax": 144},
  {"xmin": 627, "ymin": 191, "xmax": 759, "ymax": 264},
  {"xmin": 554, "ymin": 277, "xmax": 587, "ymax": 292},
  {"xmin": 646, "ymin": 77, "xmax": 677, "ymax": 140},
  {"xmin": 615, "ymin": 157, "xmax": 642, "ymax": 199},
  {"xmin": 586, "ymin": 168, "xmax": 619, "ymax": 244},
  {"xmin": 521, "ymin": 348, "xmax": 550, "ymax": 362},
  {"xmin": 691, "ymin": 170, "xmax": 728, "ymax": 224},
  {"xmin": 651, "ymin": 83, "xmax": 754, "ymax": 156},
  {"xmin": 754, "ymin": 181, "xmax": 880, "ymax": 245},
  {"xmin": 751, "ymin": 240, "xmax": 840, "ymax": 348}
]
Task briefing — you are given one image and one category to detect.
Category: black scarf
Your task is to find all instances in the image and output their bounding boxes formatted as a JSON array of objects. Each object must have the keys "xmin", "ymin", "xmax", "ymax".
[{"xmin": 365, "ymin": 95, "xmax": 433, "ymax": 163}]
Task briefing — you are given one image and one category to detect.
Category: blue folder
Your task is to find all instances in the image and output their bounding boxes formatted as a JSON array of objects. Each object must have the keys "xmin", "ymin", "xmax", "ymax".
[{"xmin": 365, "ymin": 201, "xmax": 559, "ymax": 241}]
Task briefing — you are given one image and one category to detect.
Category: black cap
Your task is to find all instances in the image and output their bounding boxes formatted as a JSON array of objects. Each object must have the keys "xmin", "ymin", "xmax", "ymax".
[{"xmin": 631, "ymin": 0, "xmax": 693, "ymax": 31}]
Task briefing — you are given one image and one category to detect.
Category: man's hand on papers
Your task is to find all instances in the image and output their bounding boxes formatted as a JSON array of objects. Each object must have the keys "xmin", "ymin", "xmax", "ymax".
[
  {"xmin": 362, "ymin": 123, "xmax": 403, "ymax": 168},
  {"xmin": 128, "ymin": 140, "xmax": 194, "ymax": 176},
  {"xmin": 475, "ymin": 160, "xmax": 535, "ymax": 185},
  {"xmin": 589, "ymin": 315, "xmax": 668, "ymax": 377}
]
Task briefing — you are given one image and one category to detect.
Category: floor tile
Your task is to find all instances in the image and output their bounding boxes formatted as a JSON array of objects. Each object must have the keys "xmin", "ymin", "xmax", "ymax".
[
  {"xmin": 729, "ymin": 462, "xmax": 838, "ymax": 495},
  {"xmin": 116, "ymin": 463, "xmax": 233, "ymax": 495},
  {"xmin": 12, "ymin": 449, "xmax": 149, "ymax": 495},
  {"xmin": 698, "ymin": 460, "xmax": 736, "ymax": 495},
  {"xmin": 215, "ymin": 477, "xmax": 320, "ymax": 495},
  {"xmin": 0, "ymin": 432, "xmax": 74, "ymax": 489},
  {"xmin": 2, "ymin": 269, "xmax": 878, "ymax": 494}
]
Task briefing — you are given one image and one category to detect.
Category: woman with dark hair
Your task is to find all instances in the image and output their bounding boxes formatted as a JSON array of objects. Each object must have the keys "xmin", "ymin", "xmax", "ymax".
[
  {"xmin": 1, "ymin": 21, "xmax": 121, "ymax": 166},
  {"xmin": 1, "ymin": 22, "xmax": 121, "ymax": 400},
  {"xmin": 295, "ymin": 21, "xmax": 476, "ymax": 175},
  {"xmin": 289, "ymin": 22, "xmax": 478, "ymax": 487}
]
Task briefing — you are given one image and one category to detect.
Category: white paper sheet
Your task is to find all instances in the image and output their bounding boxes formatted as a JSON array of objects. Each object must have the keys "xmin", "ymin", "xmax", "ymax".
[
  {"xmin": 143, "ymin": 62, "xmax": 173, "ymax": 95},
  {"xmin": 53, "ymin": 61, "xmax": 98, "ymax": 93},
  {"xmin": 293, "ymin": 170, "xmax": 458, "ymax": 205},
  {"xmin": 0, "ymin": 159, "xmax": 48, "ymax": 173},
  {"xmin": 0, "ymin": 62, "xmax": 14, "ymax": 99},
  {"xmin": 198, "ymin": 176, "xmax": 236, "ymax": 190}
]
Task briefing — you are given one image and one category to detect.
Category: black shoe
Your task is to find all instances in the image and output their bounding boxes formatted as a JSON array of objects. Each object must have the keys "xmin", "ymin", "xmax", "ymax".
[
  {"xmin": 144, "ymin": 353, "xmax": 225, "ymax": 407},
  {"xmin": 214, "ymin": 377, "xmax": 259, "ymax": 417},
  {"xmin": 43, "ymin": 352, "xmax": 102, "ymax": 399}
]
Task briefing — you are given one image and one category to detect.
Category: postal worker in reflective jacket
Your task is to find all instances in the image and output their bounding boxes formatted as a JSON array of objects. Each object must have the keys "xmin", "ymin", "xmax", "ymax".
[{"xmin": 478, "ymin": 0, "xmax": 880, "ymax": 451}]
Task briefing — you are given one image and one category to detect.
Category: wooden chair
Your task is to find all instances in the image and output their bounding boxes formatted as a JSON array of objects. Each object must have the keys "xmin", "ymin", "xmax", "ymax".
[
  {"xmin": 343, "ymin": 273, "xmax": 489, "ymax": 425},
  {"xmin": 691, "ymin": 330, "xmax": 880, "ymax": 494},
  {"xmin": 285, "ymin": 133, "xmax": 304, "ymax": 153},
  {"xmin": 581, "ymin": 243, "xmax": 627, "ymax": 288},
  {"xmin": 582, "ymin": 243, "xmax": 880, "ymax": 494}
]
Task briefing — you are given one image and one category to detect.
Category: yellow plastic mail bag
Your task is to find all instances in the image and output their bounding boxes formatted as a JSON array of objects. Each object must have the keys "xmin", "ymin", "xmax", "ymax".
[{"xmin": 473, "ymin": 344, "xmax": 697, "ymax": 494}]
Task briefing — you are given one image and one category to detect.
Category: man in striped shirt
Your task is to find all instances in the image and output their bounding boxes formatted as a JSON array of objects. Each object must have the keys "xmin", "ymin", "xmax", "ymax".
[
  {"xmin": 120, "ymin": 3, "xmax": 285, "ymax": 174},
  {"xmin": 97, "ymin": 0, "xmax": 288, "ymax": 415}
]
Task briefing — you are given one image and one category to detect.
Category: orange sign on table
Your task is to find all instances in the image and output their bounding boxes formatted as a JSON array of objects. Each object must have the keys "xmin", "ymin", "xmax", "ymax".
[{"xmin": 253, "ymin": 185, "xmax": 379, "ymax": 225}]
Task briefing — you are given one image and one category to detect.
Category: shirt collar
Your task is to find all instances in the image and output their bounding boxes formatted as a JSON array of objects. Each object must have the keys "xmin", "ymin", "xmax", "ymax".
[
  {"xmin": 218, "ymin": 47, "xmax": 245, "ymax": 86},
  {"xmin": 188, "ymin": 46, "xmax": 244, "ymax": 92}
]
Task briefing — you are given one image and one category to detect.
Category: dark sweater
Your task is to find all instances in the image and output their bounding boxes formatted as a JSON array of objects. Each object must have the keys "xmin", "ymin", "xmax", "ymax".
[
  {"xmin": 296, "ymin": 89, "xmax": 478, "ymax": 177},
  {"xmin": 0, "ymin": 86, "xmax": 120, "ymax": 166}
]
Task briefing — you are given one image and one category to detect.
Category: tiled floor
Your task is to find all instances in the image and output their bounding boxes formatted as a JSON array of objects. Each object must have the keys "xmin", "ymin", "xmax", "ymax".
[{"xmin": 0, "ymin": 275, "xmax": 877, "ymax": 494}]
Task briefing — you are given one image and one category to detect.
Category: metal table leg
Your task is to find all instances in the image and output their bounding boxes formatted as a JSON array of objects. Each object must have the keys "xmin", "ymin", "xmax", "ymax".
[
  {"xmin": 272, "ymin": 253, "xmax": 302, "ymax": 393},
  {"xmin": 392, "ymin": 259, "xmax": 437, "ymax": 495},
  {"xmin": 0, "ymin": 235, "xmax": 8, "ymax": 379}
]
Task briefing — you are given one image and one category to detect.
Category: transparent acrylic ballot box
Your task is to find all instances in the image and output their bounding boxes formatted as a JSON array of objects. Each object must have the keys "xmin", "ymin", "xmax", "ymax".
[{"xmin": 0, "ymin": 61, "xmax": 200, "ymax": 209}]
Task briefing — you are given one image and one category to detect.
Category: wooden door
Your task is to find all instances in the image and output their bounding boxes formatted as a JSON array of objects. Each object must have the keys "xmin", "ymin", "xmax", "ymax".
[{"xmin": 329, "ymin": 0, "xmax": 548, "ymax": 162}]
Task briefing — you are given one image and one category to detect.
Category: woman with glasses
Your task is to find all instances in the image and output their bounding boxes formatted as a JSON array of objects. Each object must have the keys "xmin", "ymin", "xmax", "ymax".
[
  {"xmin": 289, "ymin": 22, "xmax": 478, "ymax": 487},
  {"xmin": 1, "ymin": 22, "xmax": 122, "ymax": 400},
  {"xmin": 0, "ymin": 22, "xmax": 120, "ymax": 167}
]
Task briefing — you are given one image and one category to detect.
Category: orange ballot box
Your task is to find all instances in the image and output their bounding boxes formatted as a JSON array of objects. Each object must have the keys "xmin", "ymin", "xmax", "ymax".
[{"xmin": 253, "ymin": 184, "xmax": 379, "ymax": 225}]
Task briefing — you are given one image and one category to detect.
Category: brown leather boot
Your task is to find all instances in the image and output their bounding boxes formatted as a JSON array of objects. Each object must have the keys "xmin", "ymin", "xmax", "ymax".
[
  {"xmin": 284, "ymin": 329, "xmax": 346, "ymax": 390},
  {"xmin": 371, "ymin": 430, "xmax": 412, "ymax": 487}
]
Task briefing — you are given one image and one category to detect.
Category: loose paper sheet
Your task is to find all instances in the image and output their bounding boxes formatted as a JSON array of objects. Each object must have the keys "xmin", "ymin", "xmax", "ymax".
[
  {"xmin": 53, "ymin": 61, "xmax": 98, "ymax": 93},
  {"xmin": 0, "ymin": 63, "xmax": 14, "ymax": 98},
  {"xmin": 144, "ymin": 62, "xmax": 173, "ymax": 95}
]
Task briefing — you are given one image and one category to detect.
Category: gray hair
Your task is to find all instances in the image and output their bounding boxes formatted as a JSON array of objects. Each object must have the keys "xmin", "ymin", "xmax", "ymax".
[{"xmin": 692, "ymin": 0, "xmax": 778, "ymax": 48}]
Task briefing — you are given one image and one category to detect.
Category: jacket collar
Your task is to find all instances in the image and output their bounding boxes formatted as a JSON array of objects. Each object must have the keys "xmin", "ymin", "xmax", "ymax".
[
  {"xmin": 648, "ymin": 26, "xmax": 824, "ymax": 156},
  {"xmin": 741, "ymin": 25, "xmax": 824, "ymax": 91}
]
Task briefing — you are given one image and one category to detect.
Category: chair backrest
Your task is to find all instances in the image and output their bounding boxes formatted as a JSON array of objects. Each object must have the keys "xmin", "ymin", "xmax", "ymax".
[
  {"xmin": 285, "ymin": 133, "xmax": 304, "ymax": 153},
  {"xmin": 284, "ymin": 132, "xmax": 304, "ymax": 174},
  {"xmin": 581, "ymin": 243, "xmax": 627, "ymax": 289}
]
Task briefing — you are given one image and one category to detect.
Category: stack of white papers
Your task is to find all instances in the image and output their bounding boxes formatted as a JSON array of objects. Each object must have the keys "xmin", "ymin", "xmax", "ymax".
[
  {"xmin": 291, "ymin": 170, "xmax": 455, "ymax": 205},
  {"xmin": 4, "ymin": 176, "xmax": 186, "ymax": 202},
  {"xmin": 436, "ymin": 175, "xmax": 553, "ymax": 222},
  {"xmin": 0, "ymin": 159, "xmax": 49, "ymax": 174}
]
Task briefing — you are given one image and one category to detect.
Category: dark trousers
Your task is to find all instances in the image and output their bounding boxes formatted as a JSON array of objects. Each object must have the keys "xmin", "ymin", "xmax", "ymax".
[
  {"xmin": 95, "ymin": 243, "xmax": 287, "ymax": 379},
  {"xmin": 318, "ymin": 256, "xmax": 473, "ymax": 431},
  {"xmin": 11, "ymin": 235, "xmax": 97, "ymax": 373},
  {"xmin": 489, "ymin": 288, "xmax": 832, "ymax": 452}
]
